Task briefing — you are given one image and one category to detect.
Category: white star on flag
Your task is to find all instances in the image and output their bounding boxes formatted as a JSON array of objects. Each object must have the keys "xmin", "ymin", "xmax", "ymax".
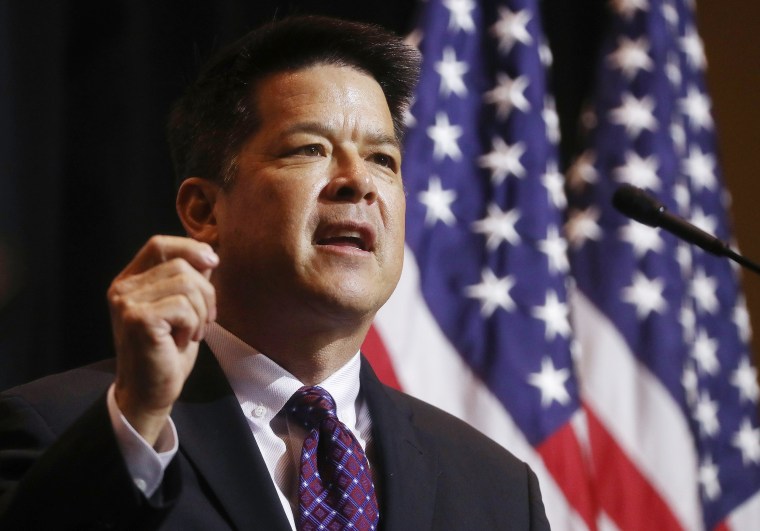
[
  {"xmin": 692, "ymin": 328, "xmax": 720, "ymax": 375},
  {"xmin": 427, "ymin": 112, "xmax": 463, "ymax": 161},
  {"xmin": 443, "ymin": 0, "xmax": 476, "ymax": 33},
  {"xmin": 542, "ymin": 162, "xmax": 566, "ymax": 208},
  {"xmin": 478, "ymin": 137, "xmax": 526, "ymax": 185},
  {"xmin": 610, "ymin": 0, "xmax": 650, "ymax": 19},
  {"xmin": 403, "ymin": 95, "xmax": 417, "ymax": 128},
  {"xmin": 532, "ymin": 291, "xmax": 571, "ymax": 340},
  {"xmin": 699, "ymin": 455, "xmax": 721, "ymax": 501},
  {"xmin": 621, "ymin": 271, "xmax": 667, "ymax": 319},
  {"xmin": 661, "ymin": 2, "xmax": 678, "ymax": 27},
  {"xmin": 673, "ymin": 181, "xmax": 691, "ymax": 214},
  {"xmin": 607, "ymin": 36, "xmax": 654, "ymax": 79},
  {"xmin": 694, "ymin": 392, "xmax": 720, "ymax": 437},
  {"xmin": 680, "ymin": 301, "xmax": 697, "ymax": 342},
  {"xmin": 609, "ymin": 93, "xmax": 658, "ymax": 138},
  {"xmin": 731, "ymin": 358, "xmax": 760, "ymax": 403},
  {"xmin": 619, "ymin": 220, "xmax": 664, "ymax": 258},
  {"xmin": 670, "ymin": 120, "xmax": 687, "ymax": 155},
  {"xmin": 543, "ymin": 97, "xmax": 561, "ymax": 144},
  {"xmin": 689, "ymin": 207, "xmax": 718, "ymax": 235},
  {"xmin": 483, "ymin": 73, "xmax": 531, "ymax": 120},
  {"xmin": 528, "ymin": 357, "xmax": 572, "ymax": 407},
  {"xmin": 676, "ymin": 244, "xmax": 693, "ymax": 277},
  {"xmin": 567, "ymin": 150, "xmax": 598, "ymax": 191},
  {"xmin": 538, "ymin": 41, "xmax": 553, "ymax": 67},
  {"xmin": 733, "ymin": 301, "xmax": 752, "ymax": 343},
  {"xmin": 690, "ymin": 269, "xmax": 719, "ymax": 314},
  {"xmin": 471, "ymin": 204, "xmax": 521, "ymax": 250},
  {"xmin": 732, "ymin": 419, "xmax": 760, "ymax": 466},
  {"xmin": 682, "ymin": 362, "xmax": 699, "ymax": 407},
  {"xmin": 418, "ymin": 176, "xmax": 457, "ymax": 226},
  {"xmin": 538, "ymin": 226, "xmax": 569, "ymax": 274},
  {"xmin": 490, "ymin": 7, "xmax": 533, "ymax": 54},
  {"xmin": 464, "ymin": 268, "xmax": 516, "ymax": 317},
  {"xmin": 565, "ymin": 207, "xmax": 603, "ymax": 249},
  {"xmin": 665, "ymin": 51, "xmax": 682, "ymax": 87},
  {"xmin": 435, "ymin": 47, "xmax": 469, "ymax": 98},
  {"xmin": 405, "ymin": 28, "xmax": 423, "ymax": 51},
  {"xmin": 681, "ymin": 25, "xmax": 706, "ymax": 70},
  {"xmin": 614, "ymin": 151, "xmax": 661, "ymax": 190},
  {"xmin": 679, "ymin": 86, "xmax": 713, "ymax": 130},
  {"xmin": 682, "ymin": 146, "xmax": 717, "ymax": 191}
]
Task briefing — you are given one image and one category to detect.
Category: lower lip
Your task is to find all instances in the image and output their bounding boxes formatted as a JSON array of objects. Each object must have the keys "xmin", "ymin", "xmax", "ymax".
[{"xmin": 315, "ymin": 243, "xmax": 372, "ymax": 256}]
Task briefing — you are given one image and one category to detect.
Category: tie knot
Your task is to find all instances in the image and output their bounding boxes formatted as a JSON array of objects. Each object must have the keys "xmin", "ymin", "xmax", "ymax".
[{"xmin": 285, "ymin": 386, "xmax": 337, "ymax": 430}]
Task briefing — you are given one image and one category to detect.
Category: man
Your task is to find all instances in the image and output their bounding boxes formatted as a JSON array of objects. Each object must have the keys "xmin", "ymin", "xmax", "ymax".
[{"xmin": 0, "ymin": 16, "xmax": 550, "ymax": 530}]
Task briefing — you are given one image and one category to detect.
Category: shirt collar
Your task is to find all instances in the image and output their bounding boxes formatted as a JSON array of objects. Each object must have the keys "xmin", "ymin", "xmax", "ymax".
[{"xmin": 203, "ymin": 322, "xmax": 363, "ymax": 428}]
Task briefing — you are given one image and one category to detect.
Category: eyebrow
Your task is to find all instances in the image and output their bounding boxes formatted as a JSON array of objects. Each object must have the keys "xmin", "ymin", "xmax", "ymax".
[{"xmin": 279, "ymin": 121, "xmax": 400, "ymax": 150}]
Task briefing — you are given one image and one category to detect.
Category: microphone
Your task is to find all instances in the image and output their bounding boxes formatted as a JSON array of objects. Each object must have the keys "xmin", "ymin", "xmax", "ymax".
[{"xmin": 612, "ymin": 184, "xmax": 760, "ymax": 275}]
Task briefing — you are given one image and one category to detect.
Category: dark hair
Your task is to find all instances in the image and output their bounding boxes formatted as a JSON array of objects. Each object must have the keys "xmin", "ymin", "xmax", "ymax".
[{"xmin": 167, "ymin": 15, "xmax": 421, "ymax": 187}]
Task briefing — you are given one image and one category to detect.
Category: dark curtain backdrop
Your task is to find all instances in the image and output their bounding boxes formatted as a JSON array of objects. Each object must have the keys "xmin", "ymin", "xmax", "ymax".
[{"xmin": 0, "ymin": 0, "xmax": 606, "ymax": 388}]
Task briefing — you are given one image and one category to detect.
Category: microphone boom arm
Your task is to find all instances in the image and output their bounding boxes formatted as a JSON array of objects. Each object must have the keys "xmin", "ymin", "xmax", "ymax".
[{"xmin": 612, "ymin": 184, "xmax": 760, "ymax": 276}]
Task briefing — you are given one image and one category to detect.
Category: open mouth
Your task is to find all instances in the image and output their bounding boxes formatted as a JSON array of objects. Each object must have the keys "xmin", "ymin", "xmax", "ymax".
[
  {"xmin": 314, "ymin": 223, "xmax": 375, "ymax": 252},
  {"xmin": 316, "ymin": 235, "xmax": 368, "ymax": 251}
]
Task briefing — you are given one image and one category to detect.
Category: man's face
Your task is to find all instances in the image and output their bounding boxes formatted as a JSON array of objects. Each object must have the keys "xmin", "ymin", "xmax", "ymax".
[{"xmin": 212, "ymin": 64, "xmax": 406, "ymax": 326}]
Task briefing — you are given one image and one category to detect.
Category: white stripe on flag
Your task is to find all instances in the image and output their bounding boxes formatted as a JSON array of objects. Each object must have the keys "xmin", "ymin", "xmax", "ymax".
[
  {"xmin": 570, "ymin": 290, "xmax": 702, "ymax": 531},
  {"xmin": 597, "ymin": 511, "xmax": 621, "ymax": 531},
  {"xmin": 374, "ymin": 245, "xmax": 586, "ymax": 530},
  {"xmin": 726, "ymin": 488, "xmax": 760, "ymax": 530}
]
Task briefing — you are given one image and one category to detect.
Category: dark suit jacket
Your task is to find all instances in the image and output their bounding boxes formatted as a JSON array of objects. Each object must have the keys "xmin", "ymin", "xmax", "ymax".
[{"xmin": 0, "ymin": 344, "xmax": 550, "ymax": 530}]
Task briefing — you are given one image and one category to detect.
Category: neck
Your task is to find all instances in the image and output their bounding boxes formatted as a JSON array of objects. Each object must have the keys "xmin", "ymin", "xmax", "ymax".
[{"xmin": 216, "ymin": 307, "xmax": 373, "ymax": 385}]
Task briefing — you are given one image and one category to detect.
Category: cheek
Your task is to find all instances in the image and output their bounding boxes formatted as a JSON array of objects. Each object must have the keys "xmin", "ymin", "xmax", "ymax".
[
  {"xmin": 240, "ymin": 178, "xmax": 317, "ymax": 226},
  {"xmin": 377, "ymin": 187, "xmax": 406, "ymax": 276},
  {"xmin": 257, "ymin": 181, "xmax": 324, "ymax": 257},
  {"xmin": 384, "ymin": 186, "xmax": 407, "ymax": 238}
]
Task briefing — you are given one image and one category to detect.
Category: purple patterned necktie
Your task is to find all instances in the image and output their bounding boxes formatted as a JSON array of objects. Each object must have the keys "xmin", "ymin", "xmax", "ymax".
[{"xmin": 285, "ymin": 386, "xmax": 379, "ymax": 531}]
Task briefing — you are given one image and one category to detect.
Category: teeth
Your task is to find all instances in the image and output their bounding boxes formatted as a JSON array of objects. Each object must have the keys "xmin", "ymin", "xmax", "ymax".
[
  {"xmin": 325, "ymin": 229, "xmax": 360, "ymax": 239},
  {"xmin": 316, "ymin": 225, "xmax": 371, "ymax": 251}
]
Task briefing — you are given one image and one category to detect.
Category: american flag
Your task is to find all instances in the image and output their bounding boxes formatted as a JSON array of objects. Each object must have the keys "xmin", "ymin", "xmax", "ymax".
[{"xmin": 362, "ymin": 0, "xmax": 760, "ymax": 529}]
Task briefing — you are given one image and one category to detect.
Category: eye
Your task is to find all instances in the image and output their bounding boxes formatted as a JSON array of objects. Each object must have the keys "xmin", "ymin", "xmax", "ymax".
[
  {"xmin": 369, "ymin": 152, "xmax": 398, "ymax": 171},
  {"xmin": 289, "ymin": 144, "xmax": 325, "ymax": 157}
]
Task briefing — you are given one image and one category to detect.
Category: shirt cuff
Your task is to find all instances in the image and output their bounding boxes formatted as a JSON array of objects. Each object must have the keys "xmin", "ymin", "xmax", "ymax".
[{"xmin": 106, "ymin": 383, "xmax": 179, "ymax": 497}]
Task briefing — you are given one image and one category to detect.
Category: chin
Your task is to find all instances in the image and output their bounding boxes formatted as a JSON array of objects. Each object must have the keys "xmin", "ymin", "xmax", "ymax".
[{"xmin": 310, "ymin": 282, "xmax": 391, "ymax": 320}]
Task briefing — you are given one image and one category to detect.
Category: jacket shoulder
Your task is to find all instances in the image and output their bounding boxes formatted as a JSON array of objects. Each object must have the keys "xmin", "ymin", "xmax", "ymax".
[
  {"xmin": 382, "ymin": 385, "xmax": 527, "ymax": 472},
  {"xmin": 1, "ymin": 359, "xmax": 116, "ymax": 434}
]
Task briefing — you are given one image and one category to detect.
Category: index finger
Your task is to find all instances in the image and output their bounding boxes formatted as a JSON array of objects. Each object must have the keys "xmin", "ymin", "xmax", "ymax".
[{"xmin": 120, "ymin": 235, "xmax": 219, "ymax": 278}]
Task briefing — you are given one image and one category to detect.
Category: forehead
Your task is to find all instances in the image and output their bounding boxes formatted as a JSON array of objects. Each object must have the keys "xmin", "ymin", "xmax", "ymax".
[{"xmin": 252, "ymin": 64, "xmax": 395, "ymax": 134}]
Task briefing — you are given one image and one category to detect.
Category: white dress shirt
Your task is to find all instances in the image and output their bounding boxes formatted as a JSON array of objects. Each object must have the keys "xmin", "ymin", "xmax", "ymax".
[{"xmin": 107, "ymin": 322, "xmax": 374, "ymax": 530}]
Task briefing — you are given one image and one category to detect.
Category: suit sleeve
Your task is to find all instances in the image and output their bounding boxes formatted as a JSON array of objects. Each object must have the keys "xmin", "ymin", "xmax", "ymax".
[
  {"xmin": 527, "ymin": 464, "xmax": 552, "ymax": 530},
  {"xmin": 0, "ymin": 392, "xmax": 181, "ymax": 530}
]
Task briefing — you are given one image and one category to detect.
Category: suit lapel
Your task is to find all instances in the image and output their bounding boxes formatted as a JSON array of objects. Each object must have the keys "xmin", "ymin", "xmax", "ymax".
[
  {"xmin": 360, "ymin": 358, "xmax": 438, "ymax": 531},
  {"xmin": 171, "ymin": 343, "xmax": 291, "ymax": 531}
]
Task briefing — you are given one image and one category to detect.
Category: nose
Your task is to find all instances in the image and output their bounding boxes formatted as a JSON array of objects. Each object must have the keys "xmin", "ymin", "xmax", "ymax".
[{"xmin": 322, "ymin": 153, "xmax": 378, "ymax": 204}]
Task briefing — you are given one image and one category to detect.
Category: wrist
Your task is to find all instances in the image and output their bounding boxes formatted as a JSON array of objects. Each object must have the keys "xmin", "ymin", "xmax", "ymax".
[{"xmin": 114, "ymin": 385, "xmax": 173, "ymax": 447}]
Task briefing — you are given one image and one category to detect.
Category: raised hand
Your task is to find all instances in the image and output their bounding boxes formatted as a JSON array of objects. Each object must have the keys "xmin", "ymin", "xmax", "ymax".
[{"xmin": 107, "ymin": 235, "xmax": 219, "ymax": 445}]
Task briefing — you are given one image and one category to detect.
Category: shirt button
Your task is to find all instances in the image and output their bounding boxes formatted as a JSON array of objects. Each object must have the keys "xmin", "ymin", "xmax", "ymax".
[
  {"xmin": 253, "ymin": 404, "xmax": 266, "ymax": 418},
  {"xmin": 134, "ymin": 478, "xmax": 147, "ymax": 492}
]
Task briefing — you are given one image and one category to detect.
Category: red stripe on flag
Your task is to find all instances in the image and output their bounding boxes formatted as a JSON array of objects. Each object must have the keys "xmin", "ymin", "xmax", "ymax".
[
  {"xmin": 585, "ymin": 405, "xmax": 682, "ymax": 530},
  {"xmin": 361, "ymin": 325, "xmax": 401, "ymax": 390},
  {"xmin": 537, "ymin": 420, "xmax": 598, "ymax": 530}
]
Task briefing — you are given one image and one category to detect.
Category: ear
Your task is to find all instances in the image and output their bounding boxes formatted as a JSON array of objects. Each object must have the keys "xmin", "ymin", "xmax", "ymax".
[{"xmin": 176, "ymin": 177, "xmax": 221, "ymax": 246}]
